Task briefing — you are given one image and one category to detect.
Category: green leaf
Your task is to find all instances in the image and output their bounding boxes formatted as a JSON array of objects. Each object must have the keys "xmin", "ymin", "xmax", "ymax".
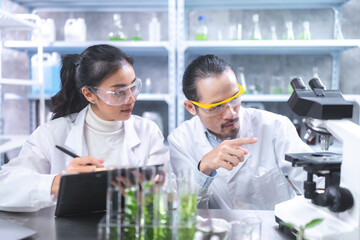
[
  {"xmin": 280, "ymin": 221, "xmax": 297, "ymax": 229},
  {"xmin": 305, "ymin": 218, "xmax": 324, "ymax": 229}
]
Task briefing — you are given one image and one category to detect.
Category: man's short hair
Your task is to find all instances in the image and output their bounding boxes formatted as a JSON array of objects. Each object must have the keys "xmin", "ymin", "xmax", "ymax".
[{"xmin": 182, "ymin": 55, "xmax": 231, "ymax": 102}]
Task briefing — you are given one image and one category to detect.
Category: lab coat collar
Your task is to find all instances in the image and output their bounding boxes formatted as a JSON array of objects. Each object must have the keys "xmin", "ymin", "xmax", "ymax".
[
  {"xmin": 193, "ymin": 116, "xmax": 214, "ymax": 156},
  {"xmin": 64, "ymin": 105, "xmax": 89, "ymax": 166},
  {"xmin": 123, "ymin": 117, "xmax": 141, "ymax": 166}
]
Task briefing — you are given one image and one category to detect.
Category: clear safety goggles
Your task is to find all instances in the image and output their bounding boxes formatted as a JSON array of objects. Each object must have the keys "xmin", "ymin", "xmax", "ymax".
[
  {"xmin": 190, "ymin": 84, "xmax": 245, "ymax": 116},
  {"xmin": 87, "ymin": 78, "xmax": 142, "ymax": 106}
]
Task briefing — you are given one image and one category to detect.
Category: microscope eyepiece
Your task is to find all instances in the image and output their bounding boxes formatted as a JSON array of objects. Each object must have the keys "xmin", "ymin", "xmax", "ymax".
[
  {"xmin": 290, "ymin": 77, "xmax": 307, "ymax": 91},
  {"xmin": 309, "ymin": 77, "xmax": 326, "ymax": 90}
]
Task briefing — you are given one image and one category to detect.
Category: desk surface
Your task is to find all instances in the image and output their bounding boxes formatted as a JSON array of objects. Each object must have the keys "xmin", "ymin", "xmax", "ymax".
[{"xmin": 0, "ymin": 206, "xmax": 288, "ymax": 240}]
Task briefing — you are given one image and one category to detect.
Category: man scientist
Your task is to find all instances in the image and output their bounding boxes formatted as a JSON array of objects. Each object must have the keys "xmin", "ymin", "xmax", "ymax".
[{"xmin": 168, "ymin": 55, "xmax": 312, "ymax": 210}]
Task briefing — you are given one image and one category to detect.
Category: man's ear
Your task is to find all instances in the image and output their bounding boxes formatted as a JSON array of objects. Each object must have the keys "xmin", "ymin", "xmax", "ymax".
[
  {"xmin": 82, "ymin": 87, "xmax": 96, "ymax": 104},
  {"xmin": 184, "ymin": 101, "xmax": 197, "ymax": 116}
]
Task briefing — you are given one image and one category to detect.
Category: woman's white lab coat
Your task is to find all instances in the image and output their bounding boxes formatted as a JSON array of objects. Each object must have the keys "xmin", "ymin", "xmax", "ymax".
[
  {"xmin": 0, "ymin": 105, "xmax": 169, "ymax": 212},
  {"xmin": 168, "ymin": 107, "xmax": 312, "ymax": 210}
]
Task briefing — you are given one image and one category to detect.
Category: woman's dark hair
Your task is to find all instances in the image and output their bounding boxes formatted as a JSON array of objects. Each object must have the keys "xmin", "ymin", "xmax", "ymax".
[
  {"xmin": 182, "ymin": 54, "xmax": 231, "ymax": 101},
  {"xmin": 50, "ymin": 44, "xmax": 134, "ymax": 119}
]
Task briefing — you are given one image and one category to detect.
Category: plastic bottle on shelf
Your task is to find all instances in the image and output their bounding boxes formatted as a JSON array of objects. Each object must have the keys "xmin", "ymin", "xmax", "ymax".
[
  {"xmin": 228, "ymin": 23, "xmax": 242, "ymax": 40},
  {"xmin": 145, "ymin": 78, "xmax": 152, "ymax": 93},
  {"xmin": 64, "ymin": 18, "xmax": 87, "ymax": 42},
  {"xmin": 300, "ymin": 21, "xmax": 312, "ymax": 40},
  {"xmin": 334, "ymin": 18, "xmax": 344, "ymax": 40},
  {"xmin": 148, "ymin": 14, "xmax": 161, "ymax": 41},
  {"xmin": 250, "ymin": 14, "xmax": 262, "ymax": 40},
  {"xmin": 313, "ymin": 66, "xmax": 319, "ymax": 78},
  {"xmin": 283, "ymin": 21, "xmax": 294, "ymax": 40},
  {"xmin": 195, "ymin": 15, "xmax": 208, "ymax": 41},
  {"xmin": 236, "ymin": 66, "xmax": 247, "ymax": 93},
  {"xmin": 108, "ymin": 13, "xmax": 127, "ymax": 41},
  {"xmin": 270, "ymin": 25, "xmax": 277, "ymax": 40},
  {"xmin": 131, "ymin": 23, "xmax": 142, "ymax": 41}
]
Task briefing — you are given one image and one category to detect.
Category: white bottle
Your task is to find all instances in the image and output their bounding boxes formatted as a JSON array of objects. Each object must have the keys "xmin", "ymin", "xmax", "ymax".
[
  {"xmin": 145, "ymin": 78, "xmax": 152, "ymax": 93},
  {"xmin": 252, "ymin": 14, "xmax": 262, "ymax": 40},
  {"xmin": 149, "ymin": 14, "xmax": 161, "ymax": 41}
]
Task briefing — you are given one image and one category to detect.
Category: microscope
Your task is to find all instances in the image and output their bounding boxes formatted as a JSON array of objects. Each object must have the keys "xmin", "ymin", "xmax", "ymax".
[{"xmin": 275, "ymin": 77, "xmax": 360, "ymax": 239}]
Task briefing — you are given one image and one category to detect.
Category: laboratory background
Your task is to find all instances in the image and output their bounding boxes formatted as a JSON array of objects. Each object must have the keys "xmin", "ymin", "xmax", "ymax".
[{"xmin": 1, "ymin": 0, "xmax": 360, "ymax": 159}]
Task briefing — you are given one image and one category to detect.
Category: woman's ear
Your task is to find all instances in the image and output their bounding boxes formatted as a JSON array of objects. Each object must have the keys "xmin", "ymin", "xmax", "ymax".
[
  {"xmin": 184, "ymin": 101, "xmax": 197, "ymax": 116},
  {"xmin": 82, "ymin": 87, "xmax": 96, "ymax": 104}
]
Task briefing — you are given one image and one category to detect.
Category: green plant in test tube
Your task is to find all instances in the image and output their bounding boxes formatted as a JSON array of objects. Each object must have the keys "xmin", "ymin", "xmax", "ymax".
[
  {"xmin": 176, "ymin": 191, "xmax": 197, "ymax": 240},
  {"xmin": 124, "ymin": 186, "xmax": 139, "ymax": 240},
  {"xmin": 141, "ymin": 172, "xmax": 173, "ymax": 240}
]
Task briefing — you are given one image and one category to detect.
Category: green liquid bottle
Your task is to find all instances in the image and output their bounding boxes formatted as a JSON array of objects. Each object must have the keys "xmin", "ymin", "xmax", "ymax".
[{"xmin": 195, "ymin": 15, "xmax": 208, "ymax": 41}]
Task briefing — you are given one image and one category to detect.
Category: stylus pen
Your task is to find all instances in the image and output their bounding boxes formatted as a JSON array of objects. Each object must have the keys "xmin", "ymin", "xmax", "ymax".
[
  {"xmin": 55, "ymin": 145, "xmax": 80, "ymax": 158},
  {"xmin": 55, "ymin": 145, "xmax": 107, "ymax": 171}
]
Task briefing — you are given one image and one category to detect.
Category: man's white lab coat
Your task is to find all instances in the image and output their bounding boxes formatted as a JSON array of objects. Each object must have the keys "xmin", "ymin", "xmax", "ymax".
[
  {"xmin": 0, "ymin": 105, "xmax": 169, "ymax": 212},
  {"xmin": 168, "ymin": 107, "xmax": 312, "ymax": 210}
]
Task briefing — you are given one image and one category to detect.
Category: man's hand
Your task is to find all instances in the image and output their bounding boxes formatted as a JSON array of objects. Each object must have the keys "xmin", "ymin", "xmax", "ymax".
[{"xmin": 199, "ymin": 137, "xmax": 257, "ymax": 175}]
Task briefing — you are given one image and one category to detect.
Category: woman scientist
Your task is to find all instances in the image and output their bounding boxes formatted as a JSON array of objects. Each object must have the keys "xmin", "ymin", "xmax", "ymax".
[{"xmin": 0, "ymin": 44, "xmax": 169, "ymax": 212}]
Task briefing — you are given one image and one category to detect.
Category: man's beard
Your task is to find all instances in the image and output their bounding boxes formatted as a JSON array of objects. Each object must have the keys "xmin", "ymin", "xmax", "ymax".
[{"xmin": 217, "ymin": 117, "xmax": 240, "ymax": 139}]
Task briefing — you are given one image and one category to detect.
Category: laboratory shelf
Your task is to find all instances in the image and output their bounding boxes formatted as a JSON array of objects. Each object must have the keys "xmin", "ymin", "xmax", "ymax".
[
  {"xmin": 3, "ymin": 41, "xmax": 172, "ymax": 56},
  {"xmin": 181, "ymin": 40, "xmax": 360, "ymax": 55},
  {"xmin": 11, "ymin": 0, "xmax": 169, "ymax": 12},
  {"xmin": 0, "ymin": 9, "xmax": 36, "ymax": 29},
  {"xmin": 184, "ymin": 0, "xmax": 349, "ymax": 10}
]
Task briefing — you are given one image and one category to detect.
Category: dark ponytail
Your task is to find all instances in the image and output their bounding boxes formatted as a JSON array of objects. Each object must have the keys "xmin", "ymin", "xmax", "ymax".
[
  {"xmin": 50, "ymin": 54, "xmax": 88, "ymax": 119},
  {"xmin": 50, "ymin": 44, "xmax": 134, "ymax": 119}
]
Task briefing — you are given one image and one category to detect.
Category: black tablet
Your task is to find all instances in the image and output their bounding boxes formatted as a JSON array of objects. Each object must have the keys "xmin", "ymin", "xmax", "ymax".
[
  {"xmin": 55, "ymin": 164, "xmax": 164, "ymax": 217},
  {"xmin": 55, "ymin": 170, "xmax": 108, "ymax": 217}
]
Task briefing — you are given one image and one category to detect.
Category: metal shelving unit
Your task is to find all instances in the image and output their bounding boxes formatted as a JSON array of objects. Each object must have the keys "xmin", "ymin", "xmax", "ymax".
[
  {"xmin": 0, "ymin": 9, "xmax": 45, "ymax": 165},
  {"xmin": 176, "ymin": 0, "xmax": 359, "ymax": 125},
  {"xmin": 6, "ymin": 0, "xmax": 177, "ymax": 137}
]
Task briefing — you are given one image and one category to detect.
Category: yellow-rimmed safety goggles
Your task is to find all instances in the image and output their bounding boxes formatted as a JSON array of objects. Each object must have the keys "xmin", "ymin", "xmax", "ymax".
[{"xmin": 190, "ymin": 84, "xmax": 245, "ymax": 116}]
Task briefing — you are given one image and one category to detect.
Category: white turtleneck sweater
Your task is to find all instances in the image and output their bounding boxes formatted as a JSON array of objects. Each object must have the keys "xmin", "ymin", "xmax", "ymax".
[{"xmin": 84, "ymin": 106, "xmax": 125, "ymax": 168}]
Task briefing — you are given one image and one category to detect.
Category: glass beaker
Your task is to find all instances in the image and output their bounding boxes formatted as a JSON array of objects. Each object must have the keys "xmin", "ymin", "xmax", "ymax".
[
  {"xmin": 141, "ymin": 165, "xmax": 173, "ymax": 240},
  {"xmin": 176, "ymin": 169, "xmax": 197, "ymax": 240}
]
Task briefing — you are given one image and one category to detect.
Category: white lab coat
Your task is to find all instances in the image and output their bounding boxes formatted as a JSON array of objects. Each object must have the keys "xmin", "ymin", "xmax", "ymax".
[
  {"xmin": 168, "ymin": 107, "xmax": 312, "ymax": 210},
  {"xmin": 0, "ymin": 105, "xmax": 169, "ymax": 212}
]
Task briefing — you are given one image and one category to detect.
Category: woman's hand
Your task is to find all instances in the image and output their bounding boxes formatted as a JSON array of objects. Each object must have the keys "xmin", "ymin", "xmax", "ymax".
[
  {"xmin": 50, "ymin": 156, "xmax": 105, "ymax": 195},
  {"xmin": 65, "ymin": 156, "xmax": 104, "ymax": 173}
]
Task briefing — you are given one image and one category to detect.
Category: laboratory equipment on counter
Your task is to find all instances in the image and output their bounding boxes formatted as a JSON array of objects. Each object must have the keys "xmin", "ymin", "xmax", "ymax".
[{"xmin": 275, "ymin": 77, "xmax": 359, "ymax": 240}]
